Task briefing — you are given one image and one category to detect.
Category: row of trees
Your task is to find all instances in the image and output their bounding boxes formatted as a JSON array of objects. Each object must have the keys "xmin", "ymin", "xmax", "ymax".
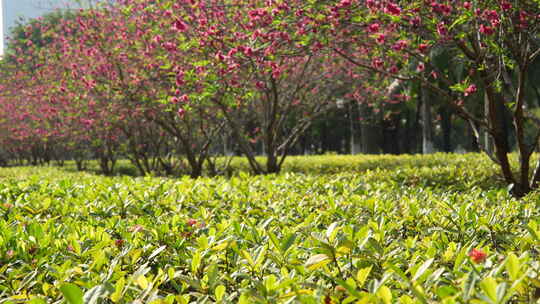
[
  {"xmin": 0, "ymin": 1, "xmax": 341, "ymax": 176},
  {"xmin": 0, "ymin": 0, "xmax": 539, "ymax": 196}
]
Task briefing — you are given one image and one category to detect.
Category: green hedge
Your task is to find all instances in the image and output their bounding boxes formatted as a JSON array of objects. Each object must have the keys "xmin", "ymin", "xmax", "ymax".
[{"xmin": 0, "ymin": 154, "xmax": 538, "ymax": 303}]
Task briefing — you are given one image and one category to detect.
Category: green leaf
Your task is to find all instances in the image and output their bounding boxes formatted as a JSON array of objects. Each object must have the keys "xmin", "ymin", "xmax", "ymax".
[
  {"xmin": 238, "ymin": 293, "xmax": 250, "ymax": 304},
  {"xmin": 191, "ymin": 251, "xmax": 202, "ymax": 273},
  {"xmin": 356, "ymin": 266, "xmax": 372, "ymax": 287},
  {"xmin": 448, "ymin": 14, "xmax": 469, "ymax": 30},
  {"xmin": 280, "ymin": 233, "xmax": 297, "ymax": 253},
  {"xmin": 412, "ymin": 258, "xmax": 434, "ymax": 281},
  {"xmin": 505, "ymin": 253, "xmax": 520, "ymax": 281},
  {"xmin": 305, "ymin": 254, "xmax": 331, "ymax": 270},
  {"xmin": 215, "ymin": 285, "xmax": 226, "ymax": 302},
  {"xmin": 254, "ymin": 245, "xmax": 268, "ymax": 269},
  {"xmin": 267, "ymin": 231, "xmax": 280, "ymax": 250},
  {"xmin": 436, "ymin": 286, "xmax": 458, "ymax": 299},
  {"xmin": 83, "ymin": 285, "xmax": 110, "ymax": 304},
  {"xmin": 241, "ymin": 250, "xmax": 255, "ymax": 267},
  {"xmin": 136, "ymin": 275, "xmax": 149, "ymax": 290},
  {"xmin": 480, "ymin": 277, "xmax": 498, "ymax": 303},
  {"xmin": 335, "ymin": 278, "xmax": 362, "ymax": 298},
  {"xmin": 110, "ymin": 277, "xmax": 125, "ymax": 303},
  {"xmin": 377, "ymin": 286, "xmax": 392, "ymax": 304},
  {"xmin": 59, "ymin": 283, "xmax": 83, "ymax": 304},
  {"xmin": 462, "ymin": 273, "xmax": 476, "ymax": 301},
  {"xmin": 496, "ymin": 282, "xmax": 507, "ymax": 302},
  {"xmin": 326, "ymin": 222, "xmax": 340, "ymax": 241},
  {"xmin": 148, "ymin": 245, "xmax": 167, "ymax": 260},
  {"xmin": 264, "ymin": 275, "xmax": 277, "ymax": 292}
]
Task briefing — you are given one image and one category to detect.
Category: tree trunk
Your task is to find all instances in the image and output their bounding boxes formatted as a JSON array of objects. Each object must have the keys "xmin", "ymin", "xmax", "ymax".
[
  {"xmin": 484, "ymin": 92, "xmax": 494, "ymax": 155},
  {"xmin": 439, "ymin": 106, "xmax": 452, "ymax": 152},
  {"xmin": 358, "ymin": 103, "xmax": 381, "ymax": 154},
  {"xmin": 421, "ymin": 86, "xmax": 435, "ymax": 154},
  {"xmin": 266, "ymin": 153, "xmax": 280, "ymax": 174},
  {"xmin": 349, "ymin": 103, "xmax": 361, "ymax": 154}
]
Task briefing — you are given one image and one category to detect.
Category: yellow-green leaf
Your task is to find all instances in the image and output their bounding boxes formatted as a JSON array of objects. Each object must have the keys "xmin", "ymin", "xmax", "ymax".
[
  {"xmin": 215, "ymin": 285, "xmax": 226, "ymax": 302},
  {"xmin": 305, "ymin": 254, "xmax": 331, "ymax": 270},
  {"xmin": 480, "ymin": 277, "xmax": 498, "ymax": 303},
  {"xmin": 110, "ymin": 277, "xmax": 125, "ymax": 303},
  {"xmin": 212, "ymin": 241, "xmax": 230, "ymax": 251},
  {"xmin": 377, "ymin": 286, "xmax": 392, "ymax": 304},
  {"xmin": 505, "ymin": 253, "xmax": 520, "ymax": 281},
  {"xmin": 136, "ymin": 275, "xmax": 149, "ymax": 290},
  {"xmin": 240, "ymin": 250, "xmax": 254, "ymax": 267},
  {"xmin": 356, "ymin": 266, "xmax": 372, "ymax": 287}
]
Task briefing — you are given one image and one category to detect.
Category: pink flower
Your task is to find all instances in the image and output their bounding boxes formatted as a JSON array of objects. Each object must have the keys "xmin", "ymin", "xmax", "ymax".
[
  {"xmin": 176, "ymin": 72, "xmax": 185, "ymax": 87},
  {"xmin": 392, "ymin": 40, "xmax": 408, "ymax": 51},
  {"xmin": 81, "ymin": 119, "xmax": 94, "ymax": 128},
  {"xmin": 179, "ymin": 94, "xmax": 189, "ymax": 103},
  {"xmin": 485, "ymin": 10, "xmax": 499, "ymax": 21},
  {"xmin": 152, "ymin": 34, "xmax": 162, "ymax": 44},
  {"xmin": 162, "ymin": 42, "xmax": 177, "ymax": 52},
  {"xmin": 469, "ymin": 248, "xmax": 487, "ymax": 263},
  {"xmin": 485, "ymin": 10, "xmax": 500, "ymax": 27},
  {"xmin": 385, "ymin": 3, "xmax": 401, "ymax": 16},
  {"xmin": 372, "ymin": 58, "xmax": 384, "ymax": 69},
  {"xmin": 338, "ymin": 0, "xmax": 352, "ymax": 7},
  {"xmin": 173, "ymin": 19, "xmax": 188, "ymax": 32},
  {"xmin": 437, "ymin": 22, "xmax": 448, "ymax": 36},
  {"xmin": 463, "ymin": 2, "xmax": 471, "ymax": 10},
  {"xmin": 464, "ymin": 84, "xmax": 477, "ymax": 96},
  {"xmin": 228, "ymin": 48, "xmax": 238, "ymax": 57},
  {"xmin": 501, "ymin": 2, "xmax": 512, "ymax": 10},
  {"xmin": 187, "ymin": 219, "xmax": 197, "ymax": 226},
  {"xmin": 368, "ymin": 23, "xmax": 380, "ymax": 33},
  {"xmin": 410, "ymin": 16, "xmax": 421, "ymax": 27},
  {"xmin": 177, "ymin": 107, "xmax": 186, "ymax": 118},
  {"xmin": 376, "ymin": 33, "xmax": 386, "ymax": 44},
  {"xmin": 243, "ymin": 47, "xmax": 254, "ymax": 57},
  {"xmin": 479, "ymin": 24, "xmax": 495, "ymax": 35},
  {"xmin": 272, "ymin": 67, "xmax": 282, "ymax": 78}
]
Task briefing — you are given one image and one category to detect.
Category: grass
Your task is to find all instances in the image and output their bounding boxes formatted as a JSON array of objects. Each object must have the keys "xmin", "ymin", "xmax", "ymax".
[{"xmin": 0, "ymin": 154, "xmax": 538, "ymax": 303}]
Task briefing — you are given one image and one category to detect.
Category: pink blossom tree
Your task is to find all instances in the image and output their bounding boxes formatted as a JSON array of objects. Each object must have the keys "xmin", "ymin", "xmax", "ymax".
[{"xmin": 297, "ymin": 0, "xmax": 540, "ymax": 196}]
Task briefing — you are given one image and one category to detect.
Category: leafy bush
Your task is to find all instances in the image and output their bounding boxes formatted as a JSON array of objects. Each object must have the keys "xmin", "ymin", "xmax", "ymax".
[{"xmin": 0, "ymin": 155, "xmax": 538, "ymax": 303}]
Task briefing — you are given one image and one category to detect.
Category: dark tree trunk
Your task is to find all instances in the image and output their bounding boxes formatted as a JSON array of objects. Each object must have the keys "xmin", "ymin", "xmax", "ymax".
[
  {"xmin": 439, "ymin": 106, "xmax": 453, "ymax": 152},
  {"xmin": 358, "ymin": 103, "xmax": 381, "ymax": 154}
]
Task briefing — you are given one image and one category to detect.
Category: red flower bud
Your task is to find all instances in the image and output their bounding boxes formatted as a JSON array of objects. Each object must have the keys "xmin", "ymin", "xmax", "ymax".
[{"xmin": 469, "ymin": 248, "xmax": 487, "ymax": 263}]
